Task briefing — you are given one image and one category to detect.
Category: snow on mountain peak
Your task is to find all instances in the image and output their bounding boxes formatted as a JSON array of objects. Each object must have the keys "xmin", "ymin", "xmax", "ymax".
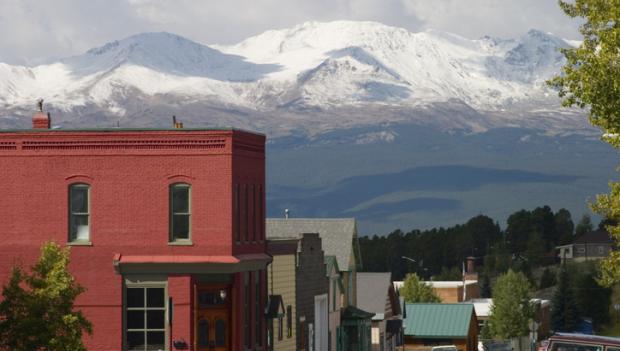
[
  {"xmin": 62, "ymin": 31, "xmax": 279, "ymax": 81},
  {"xmin": 0, "ymin": 20, "xmax": 577, "ymax": 130}
]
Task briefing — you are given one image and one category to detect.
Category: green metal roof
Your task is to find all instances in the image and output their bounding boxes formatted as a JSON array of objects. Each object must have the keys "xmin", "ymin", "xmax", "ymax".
[{"xmin": 404, "ymin": 304, "xmax": 474, "ymax": 339}]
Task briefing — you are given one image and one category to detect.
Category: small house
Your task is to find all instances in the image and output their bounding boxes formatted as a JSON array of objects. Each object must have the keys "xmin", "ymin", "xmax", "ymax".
[{"xmin": 403, "ymin": 304, "xmax": 478, "ymax": 351}]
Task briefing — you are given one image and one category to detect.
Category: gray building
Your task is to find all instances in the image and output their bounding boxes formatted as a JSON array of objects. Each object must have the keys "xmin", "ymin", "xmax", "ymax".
[
  {"xmin": 356, "ymin": 272, "xmax": 402, "ymax": 351},
  {"xmin": 557, "ymin": 229, "xmax": 615, "ymax": 262}
]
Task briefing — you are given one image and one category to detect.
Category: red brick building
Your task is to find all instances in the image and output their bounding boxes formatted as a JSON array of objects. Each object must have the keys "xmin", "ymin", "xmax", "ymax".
[{"xmin": 0, "ymin": 111, "xmax": 269, "ymax": 351}]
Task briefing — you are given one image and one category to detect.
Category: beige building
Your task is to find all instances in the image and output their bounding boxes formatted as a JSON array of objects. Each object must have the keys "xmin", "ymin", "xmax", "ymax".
[
  {"xmin": 393, "ymin": 280, "xmax": 480, "ymax": 303},
  {"xmin": 325, "ymin": 256, "xmax": 344, "ymax": 351},
  {"xmin": 267, "ymin": 238, "xmax": 298, "ymax": 351}
]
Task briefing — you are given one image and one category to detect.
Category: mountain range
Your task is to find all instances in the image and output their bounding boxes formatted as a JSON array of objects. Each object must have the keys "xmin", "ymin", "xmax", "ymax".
[{"xmin": 0, "ymin": 21, "xmax": 615, "ymax": 234}]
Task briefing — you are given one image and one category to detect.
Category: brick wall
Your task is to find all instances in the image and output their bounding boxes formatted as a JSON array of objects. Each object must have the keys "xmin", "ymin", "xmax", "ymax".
[
  {"xmin": 0, "ymin": 129, "xmax": 266, "ymax": 351},
  {"xmin": 296, "ymin": 233, "xmax": 329, "ymax": 351}
]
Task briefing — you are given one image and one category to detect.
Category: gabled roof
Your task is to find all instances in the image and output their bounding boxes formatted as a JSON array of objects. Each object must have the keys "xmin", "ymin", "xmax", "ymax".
[
  {"xmin": 324, "ymin": 255, "xmax": 340, "ymax": 277},
  {"xmin": 341, "ymin": 305, "xmax": 375, "ymax": 320},
  {"xmin": 574, "ymin": 229, "xmax": 614, "ymax": 244},
  {"xmin": 266, "ymin": 218, "xmax": 357, "ymax": 270},
  {"xmin": 357, "ymin": 272, "xmax": 392, "ymax": 320},
  {"xmin": 404, "ymin": 304, "xmax": 475, "ymax": 338}
]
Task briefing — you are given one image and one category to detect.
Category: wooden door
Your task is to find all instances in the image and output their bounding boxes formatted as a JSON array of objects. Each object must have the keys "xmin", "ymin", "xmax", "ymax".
[{"xmin": 195, "ymin": 285, "xmax": 231, "ymax": 351}]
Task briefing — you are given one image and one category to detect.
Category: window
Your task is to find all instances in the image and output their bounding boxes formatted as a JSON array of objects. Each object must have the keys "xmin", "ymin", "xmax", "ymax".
[
  {"xmin": 278, "ymin": 315, "xmax": 283, "ymax": 341},
  {"xmin": 244, "ymin": 272, "xmax": 250, "ymax": 349},
  {"xmin": 549, "ymin": 342, "xmax": 602, "ymax": 351},
  {"xmin": 287, "ymin": 305, "xmax": 292, "ymax": 338},
  {"xmin": 255, "ymin": 271, "xmax": 261, "ymax": 347},
  {"xmin": 244, "ymin": 184, "xmax": 249, "ymax": 242},
  {"xmin": 299, "ymin": 321, "xmax": 307, "ymax": 351},
  {"xmin": 125, "ymin": 286, "xmax": 167, "ymax": 351},
  {"xmin": 252, "ymin": 185, "xmax": 257, "ymax": 242},
  {"xmin": 258, "ymin": 186, "xmax": 264, "ymax": 241},
  {"xmin": 69, "ymin": 183, "xmax": 90, "ymax": 242},
  {"xmin": 598, "ymin": 246, "xmax": 605, "ymax": 255},
  {"xmin": 170, "ymin": 183, "xmax": 191, "ymax": 242},
  {"xmin": 235, "ymin": 184, "xmax": 240, "ymax": 243}
]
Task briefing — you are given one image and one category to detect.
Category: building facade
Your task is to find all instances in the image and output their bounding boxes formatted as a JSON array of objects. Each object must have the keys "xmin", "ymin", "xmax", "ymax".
[
  {"xmin": 0, "ymin": 113, "xmax": 269, "ymax": 351},
  {"xmin": 403, "ymin": 304, "xmax": 478, "ymax": 351},
  {"xmin": 557, "ymin": 229, "xmax": 615, "ymax": 262},
  {"xmin": 356, "ymin": 272, "xmax": 402, "ymax": 351},
  {"xmin": 295, "ymin": 233, "xmax": 330, "ymax": 351},
  {"xmin": 266, "ymin": 238, "xmax": 299, "ymax": 350}
]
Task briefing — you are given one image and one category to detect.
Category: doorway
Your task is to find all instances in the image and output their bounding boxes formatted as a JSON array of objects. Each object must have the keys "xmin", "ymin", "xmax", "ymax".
[{"xmin": 195, "ymin": 285, "xmax": 231, "ymax": 351}]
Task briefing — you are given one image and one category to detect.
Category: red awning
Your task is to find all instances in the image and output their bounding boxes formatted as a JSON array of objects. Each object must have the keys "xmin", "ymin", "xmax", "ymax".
[{"xmin": 112, "ymin": 253, "xmax": 271, "ymax": 274}]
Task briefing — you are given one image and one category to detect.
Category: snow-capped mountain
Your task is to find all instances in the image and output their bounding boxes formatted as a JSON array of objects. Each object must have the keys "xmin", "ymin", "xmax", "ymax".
[{"xmin": 0, "ymin": 21, "xmax": 585, "ymax": 135}]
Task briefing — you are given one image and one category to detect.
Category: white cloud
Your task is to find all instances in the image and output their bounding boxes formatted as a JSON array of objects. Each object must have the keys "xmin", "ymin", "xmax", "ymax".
[{"xmin": 0, "ymin": 0, "xmax": 580, "ymax": 65}]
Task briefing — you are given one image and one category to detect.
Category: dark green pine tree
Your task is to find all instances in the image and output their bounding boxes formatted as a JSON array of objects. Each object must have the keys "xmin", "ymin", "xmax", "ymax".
[
  {"xmin": 539, "ymin": 267, "xmax": 557, "ymax": 290},
  {"xmin": 480, "ymin": 272, "xmax": 492, "ymax": 298},
  {"xmin": 551, "ymin": 266, "xmax": 580, "ymax": 332}
]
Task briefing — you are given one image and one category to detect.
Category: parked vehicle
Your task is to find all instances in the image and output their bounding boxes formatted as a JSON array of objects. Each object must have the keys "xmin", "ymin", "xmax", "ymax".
[
  {"xmin": 544, "ymin": 333, "xmax": 620, "ymax": 351},
  {"xmin": 431, "ymin": 346, "xmax": 458, "ymax": 351}
]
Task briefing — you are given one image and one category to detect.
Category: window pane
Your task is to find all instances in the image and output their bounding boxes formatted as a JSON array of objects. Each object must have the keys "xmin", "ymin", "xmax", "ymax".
[
  {"xmin": 127, "ymin": 310, "xmax": 145, "ymax": 330},
  {"xmin": 127, "ymin": 288, "xmax": 144, "ymax": 308},
  {"xmin": 198, "ymin": 319, "xmax": 209, "ymax": 347},
  {"xmin": 172, "ymin": 215, "xmax": 190, "ymax": 239},
  {"xmin": 147, "ymin": 288, "xmax": 165, "ymax": 308},
  {"xmin": 147, "ymin": 310, "xmax": 165, "ymax": 329},
  {"xmin": 127, "ymin": 331, "xmax": 145, "ymax": 351},
  {"xmin": 216, "ymin": 319, "xmax": 226, "ymax": 346},
  {"xmin": 146, "ymin": 331, "xmax": 165, "ymax": 351},
  {"xmin": 172, "ymin": 186, "xmax": 189, "ymax": 213},
  {"xmin": 70, "ymin": 214, "xmax": 89, "ymax": 240},
  {"xmin": 70, "ymin": 186, "xmax": 89, "ymax": 213}
]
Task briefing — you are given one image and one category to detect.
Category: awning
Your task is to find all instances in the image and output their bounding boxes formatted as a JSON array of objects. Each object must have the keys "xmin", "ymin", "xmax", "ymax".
[
  {"xmin": 113, "ymin": 253, "xmax": 271, "ymax": 274},
  {"xmin": 341, "ymin": 305, "xmax": 375, "ymax": 320}
]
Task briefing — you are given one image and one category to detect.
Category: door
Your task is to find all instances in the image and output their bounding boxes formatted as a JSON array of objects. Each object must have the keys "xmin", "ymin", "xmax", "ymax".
[{"xmin": 195, "ymin": 285, "xmax": 231, "ymax": 351}]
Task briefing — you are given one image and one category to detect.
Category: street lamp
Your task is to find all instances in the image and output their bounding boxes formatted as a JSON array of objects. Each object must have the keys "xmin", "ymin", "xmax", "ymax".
[{"xmin": 401, "ymin": 256, "xmax": 416, "ymax": 263}]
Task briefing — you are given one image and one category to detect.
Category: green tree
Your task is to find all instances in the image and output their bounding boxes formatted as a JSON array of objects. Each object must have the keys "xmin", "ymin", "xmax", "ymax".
[
  {"xmin": 0, "ymin": 242, "xmax": 92, "ymax": 351},
  {"xmin": 554, "ymin": 208, "xmax": 575, "ymax": 245},
  {"xmin": 575, "ymin": 214, "xmax": 593, "ymax": 238},
  {"xmin": 551, "ymin": 265, "xmax": 580, "ymax": 332},
  {"xmin": 539, "ymin": 267, "xmax": 557, "ymax": 290},
  {"xmin": 573, "ymin": 263, "xmax": 611, "ymax": 328},
  {"xmin": 549, "ymin": 0, "xmax": 620, "ymax": 285},
  {"xmin": 400, "ymin": 273, "xmax": 441, "ymax": 303},
  {"xmin": 489, "ymin": 270, "xmax": 533, "ymax": 339},
  {"xmin": 480, "ymin": 271, "xmax": 492, "ymax": 298},
  {"xmin": 434, "ymin": 266, "xmax": 462, "ymax": 281}
]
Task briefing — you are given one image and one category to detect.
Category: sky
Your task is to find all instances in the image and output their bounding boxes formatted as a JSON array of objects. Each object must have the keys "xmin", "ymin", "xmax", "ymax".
[{"xmin": 0, "ymin": 0, "xmax": 582, "ymax": 65}]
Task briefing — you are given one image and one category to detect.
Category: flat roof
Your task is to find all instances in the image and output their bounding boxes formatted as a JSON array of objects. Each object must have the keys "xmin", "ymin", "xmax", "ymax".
[{"xmin": 0, "ymin": 127, "xmax": 265, "ymax": 136}]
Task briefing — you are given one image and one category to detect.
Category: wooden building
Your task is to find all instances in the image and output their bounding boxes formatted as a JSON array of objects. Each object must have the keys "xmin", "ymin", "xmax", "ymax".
[{"xmin": 403, "ymin": 304, "xmax": 478, "ymax": 351}]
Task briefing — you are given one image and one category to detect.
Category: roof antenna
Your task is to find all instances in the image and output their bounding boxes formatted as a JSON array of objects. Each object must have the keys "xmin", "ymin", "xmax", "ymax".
[{"xmin": 285, "ymin": 209, "xmax": 289, "ymax": 219}]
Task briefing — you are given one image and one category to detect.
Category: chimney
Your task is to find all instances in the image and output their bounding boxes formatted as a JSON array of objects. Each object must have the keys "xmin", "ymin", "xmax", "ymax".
[
  {"xmin": 172, "ymin": 115, "xmax": 183, "ymax": 129},
  {"xmin": 464, "ymin": 256, "xmax": 478, "ymax": 281},
  {"xmin": 32, "ymin": 99, "xmax": 51, "ymax": 129}
]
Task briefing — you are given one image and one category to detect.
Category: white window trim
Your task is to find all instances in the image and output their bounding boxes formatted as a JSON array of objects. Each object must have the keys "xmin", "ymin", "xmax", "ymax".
[
  {"xmin": 123, "ymin": 277, "xmax": 169, "ymax": 351},
  {"xmin": 169, "ymin": 183, "xmax": 192, "ymax": 244},
  {"xmin": 68, "ymin": 183, "xmax": 91, "ymax": 244}
]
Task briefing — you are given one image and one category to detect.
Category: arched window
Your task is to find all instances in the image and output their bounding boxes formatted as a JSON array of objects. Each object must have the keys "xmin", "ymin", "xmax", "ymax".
[
  {"xmin": 170, "ymin": 183, "xmax": 191, "ymax": 242},
  {"xmin": 69, "ymin": 183, "xmax": 90, "ymax": 242}
]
